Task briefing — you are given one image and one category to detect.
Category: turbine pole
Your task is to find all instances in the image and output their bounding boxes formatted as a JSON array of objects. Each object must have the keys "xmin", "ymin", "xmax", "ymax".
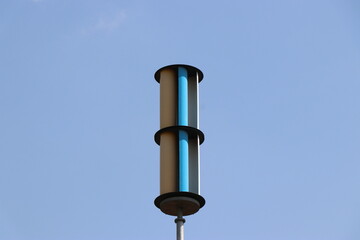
[{"xmin": 175, "ymin": 209, "xmax": 185, "ymax": 240}]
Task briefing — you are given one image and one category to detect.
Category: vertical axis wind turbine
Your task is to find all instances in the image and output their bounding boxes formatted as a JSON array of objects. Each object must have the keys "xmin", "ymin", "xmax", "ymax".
[{"xmin": 154, "ymin": 64, "xmax": 206, "ymax": 240}]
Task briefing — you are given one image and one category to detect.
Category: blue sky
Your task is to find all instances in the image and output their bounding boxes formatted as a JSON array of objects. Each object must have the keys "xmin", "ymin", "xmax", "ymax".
[{"xmin": 1, "ymin": 0, "xmax": 359, "ymax": 239}]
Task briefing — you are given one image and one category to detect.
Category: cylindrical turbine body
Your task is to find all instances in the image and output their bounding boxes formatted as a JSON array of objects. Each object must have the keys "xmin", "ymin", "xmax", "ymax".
[{"xmin": 154, "ymin": 64, "xmax": 205, "ymax": 216}]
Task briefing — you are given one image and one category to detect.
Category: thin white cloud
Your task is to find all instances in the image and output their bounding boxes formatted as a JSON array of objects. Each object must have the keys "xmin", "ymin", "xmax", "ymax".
[
  {"xmin": 95, "ymin": 11, "xmax": 126, "ymax": 31},
  {"xmin": 82, "ymin": 10, "xmax": 126, "ymax": 34}
]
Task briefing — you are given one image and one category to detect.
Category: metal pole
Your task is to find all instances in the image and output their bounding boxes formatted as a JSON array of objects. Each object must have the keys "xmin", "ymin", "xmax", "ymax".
[{"xmin": 175, "ymin": 209, "xmax": 185, "ymax": 240}]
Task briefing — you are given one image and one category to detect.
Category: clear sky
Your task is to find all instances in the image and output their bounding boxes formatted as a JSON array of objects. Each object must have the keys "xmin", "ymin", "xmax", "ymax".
[{"xmin": 1, "ymin": 0, "xmax": 360, "ymax": 240}]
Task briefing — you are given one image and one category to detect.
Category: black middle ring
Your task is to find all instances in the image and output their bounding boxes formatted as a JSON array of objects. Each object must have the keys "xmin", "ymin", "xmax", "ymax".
[{"xmin": 154, "ymin": 126, "xmax": 205, "ymax": 145}]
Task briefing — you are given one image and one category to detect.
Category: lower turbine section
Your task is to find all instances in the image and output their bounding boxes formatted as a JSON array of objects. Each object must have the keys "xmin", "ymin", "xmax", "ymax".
[
  {"xmin": 155, "ymin": 126, "xmax": 205, "ymax": 216},
  {"xmin": 155, "ymin": 126, "xmax": 204, "ymax": 195}
]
